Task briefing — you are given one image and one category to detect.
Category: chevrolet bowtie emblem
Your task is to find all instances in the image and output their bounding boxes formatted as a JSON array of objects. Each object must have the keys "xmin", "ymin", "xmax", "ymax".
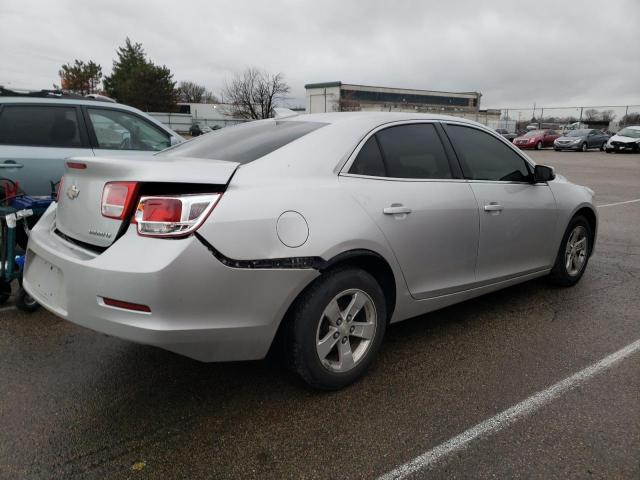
[{"xmin": 66, "ymin": 184, "xmax": 80, "ymax": 200}]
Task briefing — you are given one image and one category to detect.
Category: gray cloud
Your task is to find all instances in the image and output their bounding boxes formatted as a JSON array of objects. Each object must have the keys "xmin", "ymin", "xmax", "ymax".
[{"xmin": 1, "ymin": 0, "xmax": 639, "ymax": 109}]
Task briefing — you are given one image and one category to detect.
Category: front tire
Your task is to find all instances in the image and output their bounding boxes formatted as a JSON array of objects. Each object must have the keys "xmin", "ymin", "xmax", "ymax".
[
  {"xmin": 581, "ymin": 142, "xmax": 588, "ymax": 152},
  {"xmin": 536, "ymin": 141, "xmax": 543, "ymax": 150},
  {"xmin": 549, "ymin": 215, "xmax": 593, "ymax": 287},
  {"xmin": 285, "ymin": 267, "xmax": 386, "ymax": 390}
]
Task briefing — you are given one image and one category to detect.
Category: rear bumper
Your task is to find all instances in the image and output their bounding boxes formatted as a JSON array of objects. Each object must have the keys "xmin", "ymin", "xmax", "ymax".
[{"xmin": 24, "ymin": 205, "xmax": 318, "ymax": 362}]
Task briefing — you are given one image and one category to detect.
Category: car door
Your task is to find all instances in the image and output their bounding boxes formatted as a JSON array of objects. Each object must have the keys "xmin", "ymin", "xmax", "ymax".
[
  {"xmin": 443, "ymin": 123, "xmax": 557, "ymax": 284},
  {"xmin": 0, "ymin": 104, "xmax": 93, "ymax": 196},
  {"xmin": 84, "ymin": 107, "xmax": 172, "ymax": 157},
  {"xmin": 588, "ymin": 130, "xmax": 603, "ymax": 148},
  {"xmin": 544, "ymin": 130, "xmax": 558, "ymax": 147},
  {"xmin": 340, "ymin": 122, "xmax": 479, "ymax": 299}
]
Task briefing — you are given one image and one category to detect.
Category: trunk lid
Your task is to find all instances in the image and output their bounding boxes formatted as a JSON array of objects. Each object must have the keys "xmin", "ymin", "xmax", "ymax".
[{"xmin": 55, "ymin": 155, "xmax": 239, "ymax": 248}]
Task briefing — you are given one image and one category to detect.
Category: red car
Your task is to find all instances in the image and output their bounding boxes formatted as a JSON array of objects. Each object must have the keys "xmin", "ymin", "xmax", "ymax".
[{"xmin": 514, "ymin": 129, "xmax": 560, "ymax": 150}]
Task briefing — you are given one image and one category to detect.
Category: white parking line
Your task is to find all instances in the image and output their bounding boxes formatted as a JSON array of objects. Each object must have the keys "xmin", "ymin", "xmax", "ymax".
[
  {"xmin": 378, "ymin": 339, "xmax": 640, "ymax": 480},
  {"xmin": 597, "ymin": 198, "xmax": 640, "ymax": 208}
]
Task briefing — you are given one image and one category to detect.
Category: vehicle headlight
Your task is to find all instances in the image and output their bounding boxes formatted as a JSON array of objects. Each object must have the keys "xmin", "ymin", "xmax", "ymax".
[{"xmin": 572, "ymin": 139, "xmax": 581, "ymax": 143}]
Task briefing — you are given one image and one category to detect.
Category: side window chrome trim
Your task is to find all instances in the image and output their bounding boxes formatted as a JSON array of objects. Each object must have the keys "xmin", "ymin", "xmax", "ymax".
[{"xmin": 340, "ymin": 173, "xmax": 469, "ymax": 183}]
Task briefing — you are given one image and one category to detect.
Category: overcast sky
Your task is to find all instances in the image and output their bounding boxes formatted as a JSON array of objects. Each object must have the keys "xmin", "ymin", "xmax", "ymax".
[{"xmin": 2, "ymin": 0, "xmax": 639, "ymax": 110}]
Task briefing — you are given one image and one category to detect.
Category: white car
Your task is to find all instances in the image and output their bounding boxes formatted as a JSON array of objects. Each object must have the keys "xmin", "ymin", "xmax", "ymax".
[{"xmin": 604, "ymin": 126, "xmax": 640, "ymax": 153}]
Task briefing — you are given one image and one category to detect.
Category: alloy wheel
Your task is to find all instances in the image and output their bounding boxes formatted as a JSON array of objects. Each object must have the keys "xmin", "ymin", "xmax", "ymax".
[
  {"xmin": 565, "ymin": 225, "xmax": 589, "ymax": 276},
  {"xmin": 315, "ymin": 288, "xmax": 377, "ymax": 373}
]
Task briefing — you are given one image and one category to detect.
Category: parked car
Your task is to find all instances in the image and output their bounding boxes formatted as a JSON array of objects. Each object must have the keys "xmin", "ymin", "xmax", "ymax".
[
  {"xmin": 553, "ymin": 129, "xmax": 610, "ymax": 152},
  {"xmin": 604, "ymin": 126, "xmax": 640, "ymax": 153},
  {"xmin": 24, "ymin": 112, "xmax": 597, "ymax": 390},
  {"xmin": 189, "ymin": 123, "xmax": 212, "ymax": 137},
  {"xmin": 495, "ymin": 128, "xmax": 517, "ymax": 142},
  {"xmin": 0, "ymin": 89, "xmax": 184, "ymax": 197},
  {"xmin": 514, "ymin": 129, "xmax": 560, "ymax": 150}
]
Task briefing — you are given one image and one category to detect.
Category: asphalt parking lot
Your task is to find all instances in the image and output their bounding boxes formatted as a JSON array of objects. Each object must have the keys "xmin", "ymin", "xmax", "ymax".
[{"xmin": 1, "ymin": 149, "xmax": 638, "ymax": 480}]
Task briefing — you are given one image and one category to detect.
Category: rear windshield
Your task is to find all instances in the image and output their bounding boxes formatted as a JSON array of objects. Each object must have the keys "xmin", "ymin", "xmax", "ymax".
[{"xmin": 159, "ymin": 119, "xmax": 326, "ymax": 163}]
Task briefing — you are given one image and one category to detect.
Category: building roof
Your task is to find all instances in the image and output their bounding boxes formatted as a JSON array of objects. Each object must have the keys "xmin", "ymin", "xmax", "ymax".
[{"xmin": 304, "ymin": 81, "xmax": 480, "ymax": 98}]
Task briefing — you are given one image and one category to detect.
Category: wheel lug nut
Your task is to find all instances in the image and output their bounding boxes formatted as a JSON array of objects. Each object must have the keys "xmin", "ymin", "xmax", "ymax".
[
  {"xmin": 336, "ymin": 319, "xmax": 342, "ymax": 325},
  {"xmin": 342, "ymin": 337, "xmax": 348, "ymax": 344},
  {"xmin": 350, "ymin": 326, "xmax": 355, "ymax": 333},
  {"xmin": 333, "ymin": 332, "xmax": 339, "ymax": 339}
]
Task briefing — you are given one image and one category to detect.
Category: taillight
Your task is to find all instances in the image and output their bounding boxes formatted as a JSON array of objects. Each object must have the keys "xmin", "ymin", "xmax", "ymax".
[
  {"xmin": 133, "ymin": 193, "xmax": 221, "ymax": 237},
  {"xmin": 101, "ymin": 182, "xmax": 139, "ymax": 219}
]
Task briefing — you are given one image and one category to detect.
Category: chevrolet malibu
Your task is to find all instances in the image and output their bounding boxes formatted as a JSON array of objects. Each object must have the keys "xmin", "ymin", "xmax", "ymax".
[{"xmin": 24, "ymin": 112, "xmax": 597, "ymax": 390}]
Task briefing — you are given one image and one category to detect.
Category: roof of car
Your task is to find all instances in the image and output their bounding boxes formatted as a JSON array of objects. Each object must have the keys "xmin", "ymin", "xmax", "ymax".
[
  {"xmin": 0, "ymin": 95, "xmax": 143, "ymax": 114},
  {"xmin": 282, "ymin": 111, "xmax": 486, "ymax": 129}
]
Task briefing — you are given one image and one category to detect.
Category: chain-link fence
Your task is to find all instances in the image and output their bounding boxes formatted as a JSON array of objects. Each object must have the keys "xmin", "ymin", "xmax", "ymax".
[{"xmin": 491, "ymin": 104, "xmax": 640, "ymax": 133}]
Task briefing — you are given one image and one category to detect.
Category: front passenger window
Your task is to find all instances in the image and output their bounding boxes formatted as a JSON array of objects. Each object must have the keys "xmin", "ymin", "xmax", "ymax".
[
  {"xmin": 446, "ymin": 125, "xmax": 531, "ymax": 182},
  {"xmin": 88, "ymin": 108, "xmax": 170, "ymax": 151}
]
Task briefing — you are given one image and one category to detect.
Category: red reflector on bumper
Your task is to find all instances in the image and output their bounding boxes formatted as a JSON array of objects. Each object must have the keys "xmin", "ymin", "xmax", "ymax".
[{"xmin": 102, "ymin": 297, "xmax": 151, "ymax": 313}]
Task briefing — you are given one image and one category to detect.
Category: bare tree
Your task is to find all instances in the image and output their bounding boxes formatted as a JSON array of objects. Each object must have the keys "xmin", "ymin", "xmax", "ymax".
[
  {"xmin": 621, "ymin": 112, "xmax": 640, "ymax": 126},
  {"xmin": 177, "ymin": 81, "xmax": 218, "ymax": 103},
  {"xmin": 223, "ymin": 67, "xmax": 291, "ymax": 119},
  {"xmin": 600, "ymin": 110, "xmax": 616, "ymax": 122},
  {"xmin": 583, "ymin": 109, "xmax": 599, "ymax": 121}
]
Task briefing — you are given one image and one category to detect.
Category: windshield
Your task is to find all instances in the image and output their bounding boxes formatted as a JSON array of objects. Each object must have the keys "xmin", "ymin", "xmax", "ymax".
[
  {"xmin": 566, "ymin": 129, "xmax": 590, "ymax": 137},
  {"xmin": 524, "ymin": 130, "xmax": 543, "ymax": 137},
  {"xmin": 617, "ymin": 128, "xmax": 640, "ymax": 139},
  {"xmin": 160, "ymin": 119, "xmax": 326, "ymax": 163}
]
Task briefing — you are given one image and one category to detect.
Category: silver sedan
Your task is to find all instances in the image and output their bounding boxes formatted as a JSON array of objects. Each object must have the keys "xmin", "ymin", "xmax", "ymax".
[{"xmin": 24, "ymin": 112, "xmax": 597, "ymax": 390}]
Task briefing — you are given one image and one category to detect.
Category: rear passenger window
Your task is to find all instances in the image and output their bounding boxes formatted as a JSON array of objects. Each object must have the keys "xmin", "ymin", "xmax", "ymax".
[
  {"xmin": 349, "ymin": 136, "xmax": 386, "ymax": 176},
  {"xmin": 446, "ymin": 125, "xmax": 531, "ymax": 182},
  {"xmin": 349, "ymin": 124, "xmax": 452, "ymax": 179},
  {"xmin": 0, "ymin": 105, "xmax": 82, "ymax": 147},
  {"xmin": 376, "ymin": 124, "xmax": 452, "ymax": 179}
]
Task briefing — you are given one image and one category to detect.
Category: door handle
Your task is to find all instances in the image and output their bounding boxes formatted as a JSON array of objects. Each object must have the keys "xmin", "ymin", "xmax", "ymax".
[
  {"xmin": 484, "ymin": 203, "xmax": 503, "ymax": 212},
  {"xmin": 0, "ymin": 161, "xmax": 24, "ymax": 169},
  {"xmin": 383, "ymin": 205, "xmax": 412, "ymax": 215}
]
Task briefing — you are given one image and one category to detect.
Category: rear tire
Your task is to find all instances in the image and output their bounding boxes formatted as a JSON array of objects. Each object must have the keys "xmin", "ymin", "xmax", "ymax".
[
  {"xmin": 15, "ymin": 287, "xmax": 39, "ymax": 312},
  {"xmin": 600, "ymin": 142, "xmax": 606, "ymax": 151},
  {"xmin": 0, "ymin": 281, "xmax": 10, "ymax": 305},
  {"xmin": 549, "ymin": 215, "xmax": 593, "ymax": 287},
  {"xmin": 285, "ymin": 267, "xmax": 386, "ymax": 390}
]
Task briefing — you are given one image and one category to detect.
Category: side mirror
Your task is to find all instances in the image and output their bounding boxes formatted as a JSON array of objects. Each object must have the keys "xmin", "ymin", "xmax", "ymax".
[
  {"xmin": 534, "ymin": 164, "xmax": 555, "ymax": 183},
  {"xmin": 170, "ymin": 136, "xmax": 182, "ymax": 146}
]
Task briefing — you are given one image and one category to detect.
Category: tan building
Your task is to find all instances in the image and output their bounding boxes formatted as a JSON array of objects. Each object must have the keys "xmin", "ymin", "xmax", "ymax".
[{"xmin": 305, "ymin": 81, "xmax": 500, "ymax": 124}]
